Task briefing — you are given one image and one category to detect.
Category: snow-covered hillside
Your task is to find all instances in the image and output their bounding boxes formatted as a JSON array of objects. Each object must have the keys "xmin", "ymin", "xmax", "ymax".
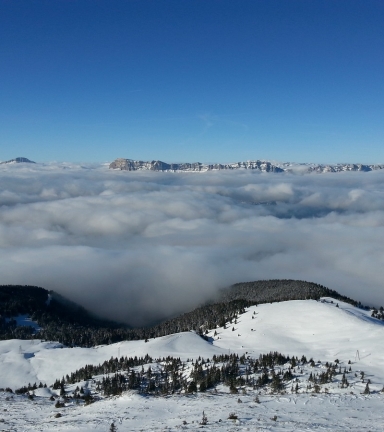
[
  {"xmin": 0, "ymin": 332, "xmax": 224, "ymax": 389},
  {"xmin": 1, "ymin": 298, "xmax": 384, "ymax": 430},
  {"xmin": 2, "ymin": 298, "xmax": 383, "ymax": 389},
  {"xmin": 209, "ymin": 298, "xmax": 384, "ymax": 383}
]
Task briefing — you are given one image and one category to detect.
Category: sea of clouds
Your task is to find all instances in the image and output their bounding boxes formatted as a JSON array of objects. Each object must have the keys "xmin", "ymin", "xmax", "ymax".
[{"xmin": 0, "ymin": 162, "xmax": 383, "ymax": 326}]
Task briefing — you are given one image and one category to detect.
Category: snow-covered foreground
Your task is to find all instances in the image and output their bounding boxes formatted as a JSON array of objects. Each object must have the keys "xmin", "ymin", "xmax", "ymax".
[
  {"xmin": 1, "ymin": 298, "xmax": 384, "ymax": 430},
  {"xmin": 1, "ymin": 390, "xmax": 384, "ymax": 431}
]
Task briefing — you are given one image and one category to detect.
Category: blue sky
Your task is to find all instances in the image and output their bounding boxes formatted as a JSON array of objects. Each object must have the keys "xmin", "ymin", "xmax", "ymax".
[{"xmin": 1, "ymin": 0, "xmax": 383, "ymax": 164}]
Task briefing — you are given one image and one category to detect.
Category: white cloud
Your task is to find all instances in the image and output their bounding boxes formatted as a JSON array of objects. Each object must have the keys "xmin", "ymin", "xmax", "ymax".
[{"xmin": 0, "ymin": 163, "xmax": 383, "ymax": 325}]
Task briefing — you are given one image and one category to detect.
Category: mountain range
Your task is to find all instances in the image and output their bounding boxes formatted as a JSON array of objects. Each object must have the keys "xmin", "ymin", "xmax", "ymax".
[
  {"xmin": 1, "ymin": 157, "xmax": 383, "ymax": 174},
  {"xmin": 109, "ymin": 157, "xmax": 384, "ymax": 173}
]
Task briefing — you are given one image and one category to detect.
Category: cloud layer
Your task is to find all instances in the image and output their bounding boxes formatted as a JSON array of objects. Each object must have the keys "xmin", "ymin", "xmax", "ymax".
[{"xmin": 1, "ymin": 163, "xmax": 383, "ymax": 326}]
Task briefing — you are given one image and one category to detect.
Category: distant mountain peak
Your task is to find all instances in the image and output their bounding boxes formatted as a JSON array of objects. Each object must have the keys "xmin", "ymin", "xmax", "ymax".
[{"xmin": 0, "ymin": 157, "xmax": 36, "ymax": 165}]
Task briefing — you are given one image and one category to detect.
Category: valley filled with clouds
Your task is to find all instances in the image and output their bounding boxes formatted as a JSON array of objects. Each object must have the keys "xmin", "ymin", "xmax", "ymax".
[{"xmin": 0, "ymin": 163, "xmax": 383, "ymax": 326}]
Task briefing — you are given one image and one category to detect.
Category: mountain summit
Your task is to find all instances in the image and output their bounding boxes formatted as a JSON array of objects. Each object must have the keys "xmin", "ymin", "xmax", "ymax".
[{"xmin": 0, "ymin": 157, "xmax": 36, "ymax": 165}]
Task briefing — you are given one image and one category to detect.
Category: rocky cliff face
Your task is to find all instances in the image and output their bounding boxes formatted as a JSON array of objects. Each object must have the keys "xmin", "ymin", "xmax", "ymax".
[{"xmin": 109, "ymin": 158, "xmax": 384, "ymax": 173}]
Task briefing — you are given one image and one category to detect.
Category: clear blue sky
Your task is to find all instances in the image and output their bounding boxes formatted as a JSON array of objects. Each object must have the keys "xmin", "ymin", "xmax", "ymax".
[{"xmin": 1, "ymin": 0, "xmax": 383, "ymax": 164}]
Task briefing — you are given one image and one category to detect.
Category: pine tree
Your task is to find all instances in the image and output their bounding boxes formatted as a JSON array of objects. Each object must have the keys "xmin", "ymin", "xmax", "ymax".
[
  {"xmin": 187, "ymin": 381, "xmax": 197, "ymax": 393},
  {"xmin": 200, "ymin": 411, "xmax": 208, "ymax": 425},
  {"xmin": 109, "ymin": 422, "xmax": 117, "ymax": 431}
]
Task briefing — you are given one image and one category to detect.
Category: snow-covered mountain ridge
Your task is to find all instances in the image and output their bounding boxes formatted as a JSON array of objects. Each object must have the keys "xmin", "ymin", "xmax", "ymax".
[
  {"xmin": 1, "ymin": 157, "xmax": 383, "ymax": 174},
  {"xmin": 109, "ymin": 157, "xmax": 384, "ymax": 173}
]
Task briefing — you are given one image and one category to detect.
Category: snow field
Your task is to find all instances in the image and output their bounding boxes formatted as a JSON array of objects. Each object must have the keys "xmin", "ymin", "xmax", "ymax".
[
  {"xmin": 208, "ymin": 298, "xmax": 384, "ymax": 385},
  {"xmin": 1, "ymin": 390, "xmax": 384, "ymax": 431}
]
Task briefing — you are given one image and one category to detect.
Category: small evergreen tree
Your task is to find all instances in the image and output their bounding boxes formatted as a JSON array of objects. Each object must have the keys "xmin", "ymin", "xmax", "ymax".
[
  {"xmin": 200, "ymin": 411, "xmax": 208, "ymax": 425},
  {"xmin": 187, "ymin": 381, "xmax": 197, "ymax": 393}
]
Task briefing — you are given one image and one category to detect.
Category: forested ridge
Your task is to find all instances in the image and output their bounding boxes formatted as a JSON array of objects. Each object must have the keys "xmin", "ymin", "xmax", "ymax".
[
  {"xmin": 220, "ymin": 279, "xmax": 359, "ymax": 305},
  {"xmin": 0, "ymin": 280, "xmax": 367, "ymax": 347}
]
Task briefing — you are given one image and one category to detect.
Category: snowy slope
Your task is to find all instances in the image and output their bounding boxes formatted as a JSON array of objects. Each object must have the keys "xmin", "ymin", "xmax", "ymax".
[
  {"xmin": 0, "ymin": 332, "xmax": 225, "ymax": 389},
  {"xmin": 2, "ymin": 388, "xmax": 384, "ymax": 431},
  {"xmin": 208, "ymin": 298, "xmax": 384, "ymax": 382}
]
